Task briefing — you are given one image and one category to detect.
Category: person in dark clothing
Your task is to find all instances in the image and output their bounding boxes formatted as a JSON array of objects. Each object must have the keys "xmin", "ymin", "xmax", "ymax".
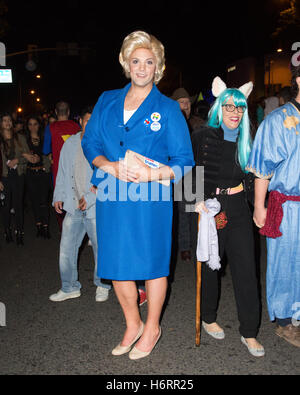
[
  {"xmin": 0, "ymin": 145, "xmax": 3, "ymax": 190},
  {"xmin": 188, "ymin": 77, "xmax": 264, "ymax": 357},
  {"xmin": 171, "ymin": 88, "xmax": 195, "ymax": 263},
  {"xmin": 173, "ymin": 89, "xmax": 211, "ymax": 263},
  {"xmin": 177, "ymin": 98, "xmax": 210, "ymax": 263},
  {"xmin": 25, "ymin": 116, "xmax": 52, "ymax": 238},
  {"xmin": 278, "ymin": 86, "xmax": 292, "ymax": 105},
  {"xmin": 192, "ymin": 100, "xmax": 210, "ymax": 126},
  {"xmin": 0, "ymin": 147, "xmax": 3, "ymax": 220},
  {"xmin": 171, "ymin": 87, "xmax": 205, "ymax": 133},
  {"xmin": 0, "ymin": 113, "xmax": 36, "ymax": 245}
]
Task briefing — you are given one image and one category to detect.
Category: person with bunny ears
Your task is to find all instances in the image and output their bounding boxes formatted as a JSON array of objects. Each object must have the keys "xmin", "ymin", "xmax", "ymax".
[{"xmin": 187, "ymin": 77, "xmax": 265, "ymax": 357}]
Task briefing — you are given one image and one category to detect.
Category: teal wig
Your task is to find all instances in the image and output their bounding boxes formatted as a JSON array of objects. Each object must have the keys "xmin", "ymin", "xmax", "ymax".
[{"xmin": 207, "ymin": 88, "xmax": 252, "ymax": 172}]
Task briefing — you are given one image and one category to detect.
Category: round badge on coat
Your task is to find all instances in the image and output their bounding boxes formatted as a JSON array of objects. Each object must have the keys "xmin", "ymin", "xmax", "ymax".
[
  {"xmin": 150, "ymin": 122, "xmax": 161, "ymax": 132},
  {"xmin": 151, "ymin": 112, "xmax": 161, "ymax": 122}
]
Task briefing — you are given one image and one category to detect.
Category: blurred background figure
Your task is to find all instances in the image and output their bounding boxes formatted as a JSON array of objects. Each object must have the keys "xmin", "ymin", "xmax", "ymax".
[
  {"xmin": 172, "ymin": 88, "xmax": 192, "ymax": 119},
  {"xmin": 48, "ymin": 113, "xmax": 57, "ymax": 124},
  {"xmin": 264, "ymin": 94, "xmax": 279, "ymax": 117},
  {"xmin": 43, "ymin": 101, "xmax": 80, "ymax": 234},
  {"xmin": 41, "ymin": 112, "xmax": 49, "ymax": 129},
  {"xmin": 0, "ymin": 113, "xmax": 35, "ymax": 245},
  {"xmin": 171, "ymin": 87, "xmax": 210, "ymax": 133},
  {"xmin": 25, "ymin": 116, "xmax": 52, "ymax": 239},
  {"xmin": 14, "ymin": 117, "xmax": 25, "ymax": 137},
  {"xmin": 256, "ymin": 96, "xmax": 265, "ymax": 127},
  {"xmin": 191, "ymin": 99, "xmax": 210, "ymax": 129},
  {"xmin": 278, "ymin": 86, "xmax": 292, "ymax": 105}
]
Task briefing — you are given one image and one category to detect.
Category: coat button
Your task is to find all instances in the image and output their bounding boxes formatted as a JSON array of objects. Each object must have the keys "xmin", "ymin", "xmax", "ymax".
[
  {"xmin": 120, "ymin": 141, "xmax": 124, "ymax": 146},
  {"xmin": 125, "ymin": 127, "xmax": 129, "ymax": 132}
]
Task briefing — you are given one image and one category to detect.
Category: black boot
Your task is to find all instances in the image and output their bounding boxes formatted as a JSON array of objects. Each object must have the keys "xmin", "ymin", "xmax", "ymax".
[
  {"xmin": 42, "ymin": 225, "xmax": 51, "ymax": 239},
  {"xmin": 15, "ymin": 230, "xmax": 24, "ymax": 246},
  {"xmin": 36, "ymin": 224, "xmax": 43, "ymax": 238},
  {"xmin": 4, "ymin": 228, "xmax": 13, "ymax": 243}
]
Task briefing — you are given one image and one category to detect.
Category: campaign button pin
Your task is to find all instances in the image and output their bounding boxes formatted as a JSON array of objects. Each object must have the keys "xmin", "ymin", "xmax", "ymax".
[
  {"xmin": 151, "ymin": 112, "xmax": 161, "ymax": 122},
  {"xmin": 151, "ymin": 122, "xmax": 161, "ymax": 132}
]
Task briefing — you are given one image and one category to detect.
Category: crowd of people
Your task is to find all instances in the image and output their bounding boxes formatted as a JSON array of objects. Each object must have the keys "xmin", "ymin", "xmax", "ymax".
[
  {"xmin": 0, "ymin": 108, "xmax": 64, "ymax": 244},
  {"xmin": 1, "ymin": 30, "xmax": 299, "ymax": 362},
  {"xmin": 0, "ymin": 111, "xmax": 52, "ymax": 245}
]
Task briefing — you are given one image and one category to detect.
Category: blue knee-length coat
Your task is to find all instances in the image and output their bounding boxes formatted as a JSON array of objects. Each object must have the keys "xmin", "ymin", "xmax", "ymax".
[{"xmin": 82, "ymin": 83, "xmax": 195, "ymax": 280}]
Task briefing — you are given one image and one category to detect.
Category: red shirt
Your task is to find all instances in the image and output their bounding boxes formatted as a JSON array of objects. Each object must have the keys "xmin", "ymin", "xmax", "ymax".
[{"xmin": 50, "ymin": 120, "xmax": 81, "ymax": 186}]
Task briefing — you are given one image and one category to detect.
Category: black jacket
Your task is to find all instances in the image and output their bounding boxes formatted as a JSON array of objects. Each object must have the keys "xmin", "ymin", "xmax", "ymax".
[
  {"xmin": 178, "ymin": 125, "xmax": 254, "ymax": 253},
  {"xmin": 191, "ymin": 126, "xmax": 254, "ymax": 204}
]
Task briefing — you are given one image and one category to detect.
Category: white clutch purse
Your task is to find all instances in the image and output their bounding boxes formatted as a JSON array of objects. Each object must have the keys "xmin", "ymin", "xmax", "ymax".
[{"xmin": 124, "ymin": 149, "xmax": 170, "ymax": 186}]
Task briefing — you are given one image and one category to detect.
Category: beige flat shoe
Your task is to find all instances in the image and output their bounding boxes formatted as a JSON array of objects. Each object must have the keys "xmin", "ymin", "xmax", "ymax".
[
  {"xmin": 112, "ymin": 322, "xmax": 144, "ymax": 356},
  {"xmin": 129, "ymin": 326, "xmax": 162, "ymax": 360},
  {"xmin": 202, "ymin": 321, "xmax": 225, "ymax": 340},
  {"xmin": 241, "ymin": 336, "xmax": 265, "ymax": 357}
]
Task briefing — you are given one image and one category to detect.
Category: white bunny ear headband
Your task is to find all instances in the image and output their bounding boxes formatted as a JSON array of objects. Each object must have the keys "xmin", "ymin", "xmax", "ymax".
[{"xmin": 212, "ymin": 76, "xmax": 253, "ymax": 99}]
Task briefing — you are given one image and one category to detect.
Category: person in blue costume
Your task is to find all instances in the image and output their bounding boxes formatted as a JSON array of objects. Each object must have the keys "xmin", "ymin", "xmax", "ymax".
[
  {"xmin": 82, "ymin": 31, "xmax": 194, "ymax": 360},
  {"xmin": 189, "ymin": 77, "xmax": 265, "ymax": 357},
  {"xmin": 246, "ymin": 63, "xmax": 300, "ymax": 348}
]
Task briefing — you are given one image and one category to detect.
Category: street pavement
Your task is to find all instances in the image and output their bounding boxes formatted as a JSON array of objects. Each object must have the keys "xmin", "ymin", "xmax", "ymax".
[{"xmin": 0, "ymin": 208, "xmax": 299, "ymax": 376}]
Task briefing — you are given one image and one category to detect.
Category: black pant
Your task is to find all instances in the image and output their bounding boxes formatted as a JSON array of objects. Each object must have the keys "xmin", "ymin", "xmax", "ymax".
[
  {"xmin": 276, "ymin": 318, "xmax": 291, "ymax": 327},
  {"xmin": 191, "ymin": 193, "xmax": 261, "ymax": 338},
  {"xmin": 1, "ymin": 170, "xmax": 25, "ymax": 231},
  {"xmin": 26, "ymin": 169, "xmax": 52, "ymax": 225}
]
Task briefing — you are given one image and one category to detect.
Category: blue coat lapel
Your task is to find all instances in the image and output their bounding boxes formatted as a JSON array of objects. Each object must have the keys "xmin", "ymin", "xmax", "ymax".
[
  {"xmin": 112, "ymin": 83, "xmax": 131, "ymax": 126},
  {"xmin": 114, "ymin": 83, "xmax": 160, "ymax": 128},
  {"xmin": 126, "ymin": 84, "xmax": 160, "ymax": 128}
]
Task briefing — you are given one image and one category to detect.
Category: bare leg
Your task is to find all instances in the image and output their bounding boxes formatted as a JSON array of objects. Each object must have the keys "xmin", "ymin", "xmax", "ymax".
[
  {"xmin": 112, "ymin": 280, "xmax": 142, "ymax": 346},
  {"xmin": 134, "ymin": 276, "xmax": 167, "ymax": 352}
]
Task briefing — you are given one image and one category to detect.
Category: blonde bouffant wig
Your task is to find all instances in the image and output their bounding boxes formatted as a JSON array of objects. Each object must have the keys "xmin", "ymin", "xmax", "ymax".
[{"xmin": 119, "ymin": 31, "xmax": 165, "ymax": 85}]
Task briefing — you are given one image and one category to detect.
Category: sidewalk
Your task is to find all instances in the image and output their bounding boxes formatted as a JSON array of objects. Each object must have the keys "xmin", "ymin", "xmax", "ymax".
[{"xmin": 0, "ymin": 210, "xmax": 299, "ymax": 375}]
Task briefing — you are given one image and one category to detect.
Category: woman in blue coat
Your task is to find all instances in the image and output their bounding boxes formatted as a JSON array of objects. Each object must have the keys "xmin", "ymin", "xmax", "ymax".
[{"xmin": 82, "ymin": 31, "xmax": 194, "ymax": 360}]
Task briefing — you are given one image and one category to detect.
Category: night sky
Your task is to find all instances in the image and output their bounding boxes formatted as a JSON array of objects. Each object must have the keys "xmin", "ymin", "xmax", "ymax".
[{"xmin": 0, "ymin": 0, "xmax": 291, "ymax": 114}]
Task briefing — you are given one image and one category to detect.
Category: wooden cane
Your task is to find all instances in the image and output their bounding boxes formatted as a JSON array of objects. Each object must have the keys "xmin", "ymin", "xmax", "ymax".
[
  {"xmin": 195, "ymin": 260, "xmax": 202, "ymax": 346},
  {"xmin": 196, "ymin": 213, "xmax": 202, "ymax": 347}
]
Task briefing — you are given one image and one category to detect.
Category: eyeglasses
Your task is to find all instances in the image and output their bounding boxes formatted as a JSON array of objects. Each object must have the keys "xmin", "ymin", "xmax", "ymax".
[{"xmin": 222, "ymin": 104, "xmax": 246, "ymax": 113}]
